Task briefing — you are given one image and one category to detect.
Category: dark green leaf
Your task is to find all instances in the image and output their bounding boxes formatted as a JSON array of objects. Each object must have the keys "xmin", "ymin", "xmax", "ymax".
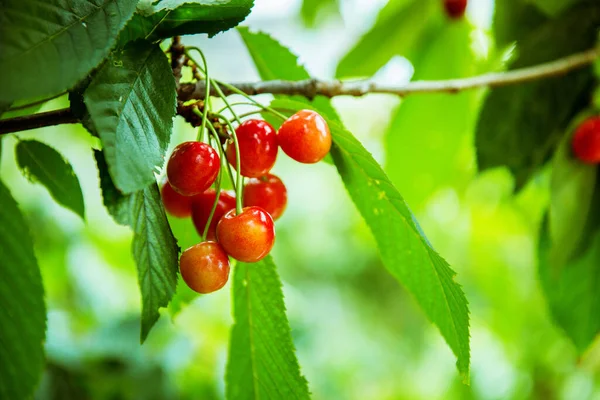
[
  {"xmin": 476, "ymin": 3, "xmax": 600, "ymax": 190},
  {"xmin": 85, "ymin": 41, "xmax": 177, "ymax": 194},
  {"xmin": 15, "ymin": 140, "xmax": 85, "ymax": 219},
  {"xmin": 0, "ymin": 101, "xmax": 12, "ymax": 117},
  {"xmin": 226, "ymin": 256, "xmax": 310, "ymax": 400},
  {"xmin": 531, "ymin": 0, "xmax": 587, "ymax": 16},
  {"xmin": 335, "ymin": 0, "xmax": 440, "ymax": 78},
  {"xmin": 0, "ymin": 0, "xmax": 138, "ymax": 103},
  {"xmin": 385, "ymin": 21, "xmax": 481, "ymax": 209},
  {"xmin": 94, "ymin": 150, "xmax": 180, "ymax": 341},
  {"xmin": 0, "ymin": 180, "xmax": 46, "ymax": 399},
  {"xmin": 118, "ymin": 0, "xmax": 254, "ymax": 45},
  {"xmin": 240, "ymin": 29, "xmax": 470, "ymax": 379},
  {"xmin": 493, "ymin": 0, "xmax": 547, "ymax": 48}
]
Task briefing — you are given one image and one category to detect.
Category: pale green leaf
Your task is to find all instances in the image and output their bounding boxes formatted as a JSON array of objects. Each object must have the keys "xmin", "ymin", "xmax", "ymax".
[
  {"xmin": 0, "ymin": 0, "xmax": 138, "ymax": 103},
  {"xmin": 226, "ymin": 256, "xmax": 310, "ymax": 400},
  {"xmin": 0, "ymin": 180, "xmax": 46, "ymax": 399},
  {"xmin": 85, "ymin": 41, "xmax": 177, "ymax": 194},
  {"xmin": 16, "ymin": 140, "xmax": 85, "ymax": 219}
]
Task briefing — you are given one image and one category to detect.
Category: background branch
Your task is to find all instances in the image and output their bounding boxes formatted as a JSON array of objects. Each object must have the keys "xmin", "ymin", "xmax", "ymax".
[{"xmin": 1, "ymin": 47, "xmax": 598, "ymax": 135}]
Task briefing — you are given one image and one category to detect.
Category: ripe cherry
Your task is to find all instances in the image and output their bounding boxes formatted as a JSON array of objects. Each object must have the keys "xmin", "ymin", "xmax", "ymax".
[
  {"xmin": 191, "ymin": 189, "xmax": 237, "ymax": 241},
  {"xmin": 443, "ymin": 0, "xmax": 467, "ymax": 19},
  {"xmin": 161, "ymin": 181, "xmax": 192, "ymax": 218},
  {"xmin": 180, "ymin": 241, "xmax": 230, "ymax": 294},
  {"xmin": 166, "ymin": 141, "xmax": 220, "ymax": 196},
  {"xmin": 226, "ymin": 119, "xmax": 278, "ymax": 177},
  {"xmin": 277, "ymin": 110, "xmax": 331, "ymax": 164},
  {"xmin": 216, "ymin": 206, "xmax": 275, "ymax": 263},
  {"xmin": 572, "ymin": 116, "xmax": 600, "ymax": 164},
  {"xmin": 243, "ymin": 174, "xmax": 287, "ymax": 220}
]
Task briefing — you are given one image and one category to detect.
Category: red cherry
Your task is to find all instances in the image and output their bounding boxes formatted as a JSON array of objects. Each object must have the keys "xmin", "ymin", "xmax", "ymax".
[
  {"xmin": 166, "ymin": 141, "xmax": 220, "ymax": 196},
  {"xmin": 216, "ymin": 206, "xmax": 275, "ymax": 262},
  {"xmin": 191, "ymin": 189, "xmax": 237, "ymax": 241},
  {"xmin": 243, "ymin": 174, "xmax": 287, "ymax": 220},
  {"xmin": 572, "ymin": 116, "xmax": 600, "ymax": 164},
  {"xmin": 226, "ymin": 119, "xmax": 278, "ymax": 177},
  {"xmin": 443, "ymin": 0, "xmax": 467, "ymax": 19},
  {"xmin": 277, "ymin": 110, "xmax": 331, "ymax": 164},
  {"xmin": 180, "ymin": 241, "xmax": 230, "ymax": 294},
  {"xmin": 160, "ymin": 181, "xmax": 192, "ymax": 218}
]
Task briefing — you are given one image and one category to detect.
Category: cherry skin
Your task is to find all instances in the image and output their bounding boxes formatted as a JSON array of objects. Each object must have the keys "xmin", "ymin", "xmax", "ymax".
[
  {"xmin": 572, "ymin": 116, "xmax": 600, "ymax": 163},
  {"xmin": 277, "ymin": 110, "xmax": 331, "ymax": 164},
  {"xmin": 161, "ymin": 181, "xmax": 192, "ymax": 218},
  {"xmin": 226, "ymin": 119, "xmax": 278, "ymax": 177},
  {"xmin": 243, "ymin": 174, "xmax": 287, "ymax": 220},
  {"xmin": 443, "ymin": 0, "xmax": 467, "ymax": 19},
  {"xmin": 216, "ymin": 206, "xmax": 275, "ymax": 263},
  {"xmin": 191, "ymin": 189, "xmax": 237, "ymax": 241},
  {"xmin": 166, "ymin": 141, "xmax": 220, "ymax": 196},
  {"xmin": 179, "ymin": 241, "xmax": 230, "ymax": 294}
]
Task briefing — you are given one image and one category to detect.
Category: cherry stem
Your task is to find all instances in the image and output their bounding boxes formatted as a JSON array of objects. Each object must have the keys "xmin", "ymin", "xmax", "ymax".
[
  {"xmin": 184, "ymin": 47, "xmax": 210, "ymax": 142},
  {"xmin": 206, "ymin": 120, "xmax": 236, "ymax": 188},
  {"xmin": 211, "ymin": 112, "xmax": 243, "ymax": 214},
  {"xmin": 212, "ymin": 79, "xmax": 289, "ymax": 120},
  {"xmin": 203, "ymin": 136, "xmax": 223, "ymax": 241}
]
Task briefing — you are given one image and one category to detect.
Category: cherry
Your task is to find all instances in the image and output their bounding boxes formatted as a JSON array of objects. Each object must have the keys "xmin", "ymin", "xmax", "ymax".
[
  {"xmin": 179, "ymin": 241, "xmax": 230, "ymax": 294},
  {"xmin": 160, "ymin": 180, "xmax": 192, "ymax": 218},
  {"xmin": 191, "ymin": 189, "xmax": 237, "ymax": 241},
  {"xmin": 243, "ymin": 174, "xmax": 287, "ymax": 220},
  {"xmin": 277, "ymin": 110, "xmax": 331, "ymax": 164},
  {"xmin": 226, "ymin": 119, "xmax": 278, "ymax": 177},
  {"xmin": 572, "ymin": 116, "xmax": 600, "ymax": 164},
  {"xmin": 216, "ymin": 206, "xmax": 275, "ymax": 262},
  {"xmin": 166, "ymin": 141, "xmax": 220, "ymax": 196},
  {"xmin": 443, "ymin": 0, "xmax": 467, "ymax": 19}
]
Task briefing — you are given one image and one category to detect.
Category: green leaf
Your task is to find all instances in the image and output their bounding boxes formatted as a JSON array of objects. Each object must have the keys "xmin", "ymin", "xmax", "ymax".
[
  {"xmin": 0, "ymin": 101, "xmax": 12, "ymax": 117},
  {"xmin": 226, "ymin": 256, "xmax": 310, "ymax": 400},
  {"xmin": 85, "ymin": 41, "xmax": 177, "ymax": 194},
  {"xmin": 531, "ymin": 0, "xmax": 587, "ymax": 16},
  {"xmin": 95, "ymin": 150, "xmax": 180, "ymax": 341},
  {"xmin": 335, "ymin": 0, "xmax": 440, "ymax": 78},
  {"xmin": 240, "ymin": 29, "xmax": 470, "ymax": 379},
  {"xmin": 385, "ymin": 21, "xmax": 481, "ymax": 209},
  {"xmin": 118, "ymin": 0, "xmax": 254, "ymax": 45},
  {"xmin": 0, "ymin": 0, "xmax": 138, "ymax": 103},
  {"xmin": 493, "ymin": 0, "xmax": 547, "ymax": 48},
  {"xmin": 300, "ymin": 0, "xmax": 339, "ymax": 27},
  {"xmin": 15, "ymin": 140, "xmax": 85, "ymax": 219},
  {"xmin": 476, "ymin": 3, "xmax": 600, "ymax": 190},
  {"xmin": 0, "ymin": 180, "xmax": 46, "ymax": 399}
]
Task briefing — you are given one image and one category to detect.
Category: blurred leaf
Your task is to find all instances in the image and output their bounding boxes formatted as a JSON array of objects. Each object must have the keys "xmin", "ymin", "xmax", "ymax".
[
  {"xmin": 0, "ymin": 180, "xmax": 46, "ymax": 399},
  {"xmin": 15, "ymin": 140, "xmax": 85, "ymax": 219},
  {"xmin": 241, "ymin": 28, "xmax": 470, "ymax": 379},
  {"xmin": 0, "ymin": 102, "xmax": 11, "ymax": 117},
  {"xmin": 531, "ymin": 0, "xmax": 587, "ymax": 16},
  {"xmin": 385, "ymin": 21, "xmax": 480, "ymax": 209},
  {"xmin": 85, "ymin": 41, "xmax": 177, "ymax": 194},
  {"xmin": 0, "ymin": 0, "xmax": 138, "ymax": 103},
  {"xmin": 476, "ymin": 3, "xmax": 600, "ymax": 190},
  {"xmin": 226, "ymin": 256, "xmax": 310, "ymax": 400},
  {"xmin": 118, "ymin": 0, "xmax": 254, "ymax": 44},
  {"xmin": 335, "ymin": 0, "xmax": 440, "ymax": 78},
  {"xmin": 95, "ymin": 150, "xmax": 180, "ymax": 342},
  {"xmin": 301, "ymin": 0, "xmax": 338, "ymax": 27},
  {"xmin": 493, "ymin": 0, "xmax": 547, "ymax": 48}
]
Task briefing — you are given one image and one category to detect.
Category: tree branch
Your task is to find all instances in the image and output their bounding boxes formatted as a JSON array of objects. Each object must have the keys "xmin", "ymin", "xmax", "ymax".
[
  {"xmin": 179, "ymin": 47, "xmax": 599, "ymax": 100},
  {"xmin": 1, "ymin": 47, "xmax": 598, "ymax": 135}
]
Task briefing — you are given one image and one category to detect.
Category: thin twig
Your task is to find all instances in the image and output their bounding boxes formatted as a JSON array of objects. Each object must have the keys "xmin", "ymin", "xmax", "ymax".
[
  {"xmin": 0, "ymin": 108, "xmax": 77, "ymax": 134},
  {"xmin": 179, "ymin": 47, "xmax": 600, "ymax": 100}
]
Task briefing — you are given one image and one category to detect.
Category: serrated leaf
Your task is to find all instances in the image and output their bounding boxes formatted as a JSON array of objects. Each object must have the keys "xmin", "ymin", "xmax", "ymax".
[
  {"xmin": 476, "ymin": 3, "xmax": 600, "ymax": 190},
  {"xmin": 0, "ymin": 0, "xmax": 138, "ymax": 103},
  {"xmin": 385, "ymin": 21, "xmax": 481, "ymax": 209},
  {"xmin": 240, "ymin": 30, "xmax": 470, "ymax": 379},
  {"xmin": 15, "ymin": 140, "xmax": 85, "ymax": 219},
  {"xmin": 226, "ymin": 256, "xmax": 310, "ymax": 400},
  {"xmin": 118, "ymin": 0, "xmax": 254, "ymax": 45},
  {"xmin": 335, "ymin": 0, "xmax": 439, "ymax": 78},
  {"xmin": 85, "ymin": 41, "xmax": 177, "ymax": 194},
  {"xmin": 0, "ymin": 180, "xmax": 46, "ymax": 399},
  {"xmin": 94, "ymin": 150, "xmax": 179, "ymax": 341}
]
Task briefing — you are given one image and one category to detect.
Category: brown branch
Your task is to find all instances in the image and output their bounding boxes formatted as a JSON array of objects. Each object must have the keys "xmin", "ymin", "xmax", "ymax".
[{"xmin": 0, "ymin": 108, "xmax": 77, "ymax": 135}]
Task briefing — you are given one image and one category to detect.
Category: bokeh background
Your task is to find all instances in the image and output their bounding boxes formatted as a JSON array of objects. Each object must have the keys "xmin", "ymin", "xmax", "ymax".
[{"xmin": 1, "ymin": 0, "xmax": 600, "ymax": 398}]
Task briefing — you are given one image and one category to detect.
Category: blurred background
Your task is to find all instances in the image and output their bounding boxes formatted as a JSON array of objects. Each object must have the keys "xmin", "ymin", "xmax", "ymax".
[{"xmin": 1, "ymin": 0, "xmax": 600, "ymax": 398}]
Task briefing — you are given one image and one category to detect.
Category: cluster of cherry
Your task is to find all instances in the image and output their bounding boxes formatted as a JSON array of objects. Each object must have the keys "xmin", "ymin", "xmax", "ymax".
[{"xmin": 161, "ymin": 110, "xmax": 331, "ymax": 294}]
